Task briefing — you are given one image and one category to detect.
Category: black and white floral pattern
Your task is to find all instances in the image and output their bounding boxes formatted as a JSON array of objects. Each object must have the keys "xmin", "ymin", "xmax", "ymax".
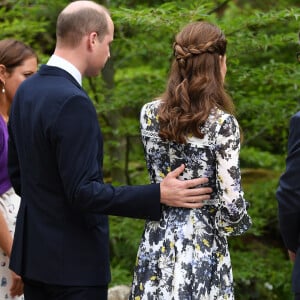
[
  {"xmin": 0, "ymin": 188, "xmax": 23, "ymax": 300},
  {"xmin": 130, "ymin": 100, "xmax": 251, "ymax": 300}
]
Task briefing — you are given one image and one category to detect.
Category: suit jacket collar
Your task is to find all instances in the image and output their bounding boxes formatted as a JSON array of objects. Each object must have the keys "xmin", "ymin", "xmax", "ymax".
[{"xmin": 38, "ymin": 65, "xmax": 82, "ymax": 90}]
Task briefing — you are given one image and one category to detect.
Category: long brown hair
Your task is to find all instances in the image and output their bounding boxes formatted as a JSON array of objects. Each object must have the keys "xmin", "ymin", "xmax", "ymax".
[{"xmin": 158, "ymin": 21, "xmax": 234, "ymax": 143}]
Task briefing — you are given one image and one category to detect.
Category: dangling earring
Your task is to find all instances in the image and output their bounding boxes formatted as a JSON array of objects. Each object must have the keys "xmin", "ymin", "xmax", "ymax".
[{"xmin": 1, "ymin": 82, "xmax": 5, "ymax": 94}]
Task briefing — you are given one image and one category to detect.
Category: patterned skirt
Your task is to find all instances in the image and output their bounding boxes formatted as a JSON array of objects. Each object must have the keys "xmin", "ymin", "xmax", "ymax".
[
  {"xmin": 0, "ymin": 187, "xmax": 24, "ymax": 300},
  {"xmin": 129, "ymin": 206, "xmax": 234, "ymax": 300}
]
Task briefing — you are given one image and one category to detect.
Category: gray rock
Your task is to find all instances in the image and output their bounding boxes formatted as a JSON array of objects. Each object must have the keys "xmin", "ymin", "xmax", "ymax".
[{"xmin": 108, "ymin": 285, "xmax": 131, "ymax": 300}]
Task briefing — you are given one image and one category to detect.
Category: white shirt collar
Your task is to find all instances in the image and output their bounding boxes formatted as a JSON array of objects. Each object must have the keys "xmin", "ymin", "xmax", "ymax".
[{"xmin": 47, "ymin": 54, "xmax": 82, "ymax": 86}]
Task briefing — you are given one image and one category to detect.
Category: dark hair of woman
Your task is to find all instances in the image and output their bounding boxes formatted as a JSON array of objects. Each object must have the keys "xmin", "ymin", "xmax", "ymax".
[
  {"xmin": 0, "ymin": 39, "xmax": 37, "ymax": 73},
  {"xmin": 158, "ymin": 21, "xmax": 235, "ymax": 144}
]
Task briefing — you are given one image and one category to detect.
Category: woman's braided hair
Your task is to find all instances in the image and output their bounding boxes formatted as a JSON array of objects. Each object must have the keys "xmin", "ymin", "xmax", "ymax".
[{"xmin": 158, "ymin": 21, "xmax": 234, "ymax": 143}]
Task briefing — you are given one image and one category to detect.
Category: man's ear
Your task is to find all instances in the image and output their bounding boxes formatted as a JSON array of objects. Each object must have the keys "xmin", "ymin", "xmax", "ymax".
[{"xmin": 87, "ymin": 32, "xmax": 98, "ymax": 50}]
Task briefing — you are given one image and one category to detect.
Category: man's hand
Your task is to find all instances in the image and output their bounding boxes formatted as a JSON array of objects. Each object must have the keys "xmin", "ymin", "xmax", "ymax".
[
  {"xmin": 160, "ymin": 164, "xmax": 212, "ymax": 208},
  {"xmin": 288, "ymin": 249, "xmax": 296, "ymax": 262},
  {"xmin": 10, "ymin": 271, "xmax": 23, "ymax": 297}
]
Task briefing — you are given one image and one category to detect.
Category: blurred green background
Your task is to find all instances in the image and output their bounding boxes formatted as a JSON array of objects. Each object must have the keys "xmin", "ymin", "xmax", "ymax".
[{"xmin": 2, "ymin": 0, "xmax": 300, "ymax": 298}]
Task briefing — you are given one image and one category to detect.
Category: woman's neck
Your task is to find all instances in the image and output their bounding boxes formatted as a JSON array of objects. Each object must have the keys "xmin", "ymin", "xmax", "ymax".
[{"xmin": 0, "ymin": 96, "xmax": 10, "ymax": 123}]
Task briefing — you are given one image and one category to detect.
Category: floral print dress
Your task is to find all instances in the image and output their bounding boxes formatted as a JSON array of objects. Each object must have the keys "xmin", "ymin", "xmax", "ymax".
[
  {"xmin": 129, "ymin": 100, "xmax": 251, "ymax": 300},
  {"xmin": 0, "ymin": 188, "xmax": 23, "ymax": 300}
]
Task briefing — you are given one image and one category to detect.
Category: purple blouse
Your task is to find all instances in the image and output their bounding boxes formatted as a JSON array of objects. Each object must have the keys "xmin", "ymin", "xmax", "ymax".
[{"xmin": 0, "ymin": 116, "xmax": 12, "ymax": 195}]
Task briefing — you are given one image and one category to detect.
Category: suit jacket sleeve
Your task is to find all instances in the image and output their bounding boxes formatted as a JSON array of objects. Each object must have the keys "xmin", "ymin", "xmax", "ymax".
[
  {"xmin": 53, "ymin": 94, "xmax": 160, "ymax": 220},
  {"xmin": 276, "ymin": 112, "xmax": 300, "ymax": 252}
]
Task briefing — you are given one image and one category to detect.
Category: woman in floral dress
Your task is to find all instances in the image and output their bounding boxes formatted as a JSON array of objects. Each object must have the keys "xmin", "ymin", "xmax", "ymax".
[{"xmin": 129, "ymin": 21, "xmax": 251, "ymax": 300}]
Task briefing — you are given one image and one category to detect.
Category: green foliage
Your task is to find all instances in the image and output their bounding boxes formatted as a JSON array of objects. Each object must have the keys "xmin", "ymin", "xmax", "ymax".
[
  {"xmin": 1, "ymin": 0, "xmax": 298, "ymax": 298},
  {"xmin": 0, "ymin": 0, "xmax": 68, "ymax": 60},
  {"xmin": 114, "ymin": 66, "xmax": 165, "ymax": 109},
  {"xmin": 109, "ymin": 216, "xmax": 145, "ymax": 286},
  {"xmin": 211, "ymin": 6, "xmax": 300, "ymax": 154},
  {"xmin": 240, "ymin": 147, "xmax": 284, "ymax": 170},
  {"xmin": 231, "ymin": 244, "xmax": 293, "ymax": 299},
  {"xmin": 243, "ymin": 171, "xmax": 280, "ymax": 236}
]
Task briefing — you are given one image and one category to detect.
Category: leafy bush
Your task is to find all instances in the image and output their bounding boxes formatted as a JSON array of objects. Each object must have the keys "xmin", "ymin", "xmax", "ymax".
[
  {"xmin": 231, "ymin": 243, "xmax": 293, "ymax": 299},
  {"xmin": 240, "ymin": 147, "xmax": 285, "ymax": 170},
  {"xmin": 109, "ymin": 216, "xmax": 144, "ymax": 286}
]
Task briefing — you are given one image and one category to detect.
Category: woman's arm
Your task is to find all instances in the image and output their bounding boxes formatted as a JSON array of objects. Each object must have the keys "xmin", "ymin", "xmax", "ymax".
[
  {"xmin": 0, "ymin": 209, "xmax": 13, "ymax": 256},
  {"xmin": 214, "ymin": 115, "xmax": 251, "ymax": 236},
  {"xmin": 0, "ymin": 208, "xmax": 23, "ymax": 296}
]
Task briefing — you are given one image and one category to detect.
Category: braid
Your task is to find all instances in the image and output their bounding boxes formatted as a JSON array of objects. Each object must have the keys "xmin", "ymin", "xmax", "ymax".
[{"xmin": 173, "ymin": 37, "xmax": 225, "ymax": 64}]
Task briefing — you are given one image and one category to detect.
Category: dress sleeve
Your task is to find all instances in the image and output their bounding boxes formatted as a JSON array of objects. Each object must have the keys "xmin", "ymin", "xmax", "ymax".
[
  {"xmin": 214, "ymin": 115, "xmax": 252, "ymax": 236},
  {"xmin": 140, "ymin": 101, "xmax": 169, "ymax": 184}
]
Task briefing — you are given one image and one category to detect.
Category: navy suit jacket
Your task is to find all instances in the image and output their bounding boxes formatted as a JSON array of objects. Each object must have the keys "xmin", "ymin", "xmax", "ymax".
[
  {"xmin": 276, "ymin": 111, "xmax": 300, "ymax": 293},
  {"xmin": 8, "ymin": 65, "xmax": 161, "ymax": 286}
]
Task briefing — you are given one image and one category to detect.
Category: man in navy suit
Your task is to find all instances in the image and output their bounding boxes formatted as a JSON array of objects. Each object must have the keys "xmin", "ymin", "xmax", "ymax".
[
  {"xmin": 277, "ymin": 109, "xmax": 300, "ymax": 299},
  {"xmin": 7, "ymin": 1, "xmax": 212, "ymax": 299}
]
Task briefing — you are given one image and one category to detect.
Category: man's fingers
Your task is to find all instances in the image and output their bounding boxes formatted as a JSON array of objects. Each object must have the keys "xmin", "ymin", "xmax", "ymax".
[
  {"xmin": 10, "ymin": 281, "xmax": 23, "ymax": 297},
  {"xmin": 167, "ymin": 165, "xmax": 212, "ymax": 191},
  {"xmin": 163, "ymin": 193, "xmax": 212, "ymax": 208},
  {"xmin": 188, "ymin": 186, "xmax": 212, "ymax": 196},
  {"xmin": 10, "ymin": 272, "xmax": 24, "ymax": 297},
  {"xmin": 160, "ymin": 166, "xmax": 212, "ymax": 207},
  {"xmin": 168, "ymin": 164, "xmax": 185, "ymax": 177},
  {"xmin": 183, "ymin": 178, "xmax": 210, "ymax": 189},
  {"xmin": 187, "ymin": 194, "xmax": 211, "ymax": 204},
  {"xmin": 179, "ymin": 185, "xmax": 212, "ymax": 198}
]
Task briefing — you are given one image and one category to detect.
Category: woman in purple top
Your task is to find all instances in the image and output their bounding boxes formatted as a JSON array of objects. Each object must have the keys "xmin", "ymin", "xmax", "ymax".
[{"xmin": 0, "ymin": 39, "xmax": 37, "ymax": 299}]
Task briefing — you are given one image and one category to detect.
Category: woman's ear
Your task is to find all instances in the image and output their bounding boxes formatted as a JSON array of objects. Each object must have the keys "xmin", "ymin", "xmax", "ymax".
[
  {"xmin": 0, "ymin": 64, "xmax": 7, "ymax": 84},
  {"xmin": 219, "ymin": 55, "xmax": 227, "ymax": 82}
]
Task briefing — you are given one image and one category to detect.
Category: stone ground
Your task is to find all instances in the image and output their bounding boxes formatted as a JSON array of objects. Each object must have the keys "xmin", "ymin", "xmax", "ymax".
[{"xmin": 108, "ymin": 285, "xmax": 131, "ymax": 300}]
